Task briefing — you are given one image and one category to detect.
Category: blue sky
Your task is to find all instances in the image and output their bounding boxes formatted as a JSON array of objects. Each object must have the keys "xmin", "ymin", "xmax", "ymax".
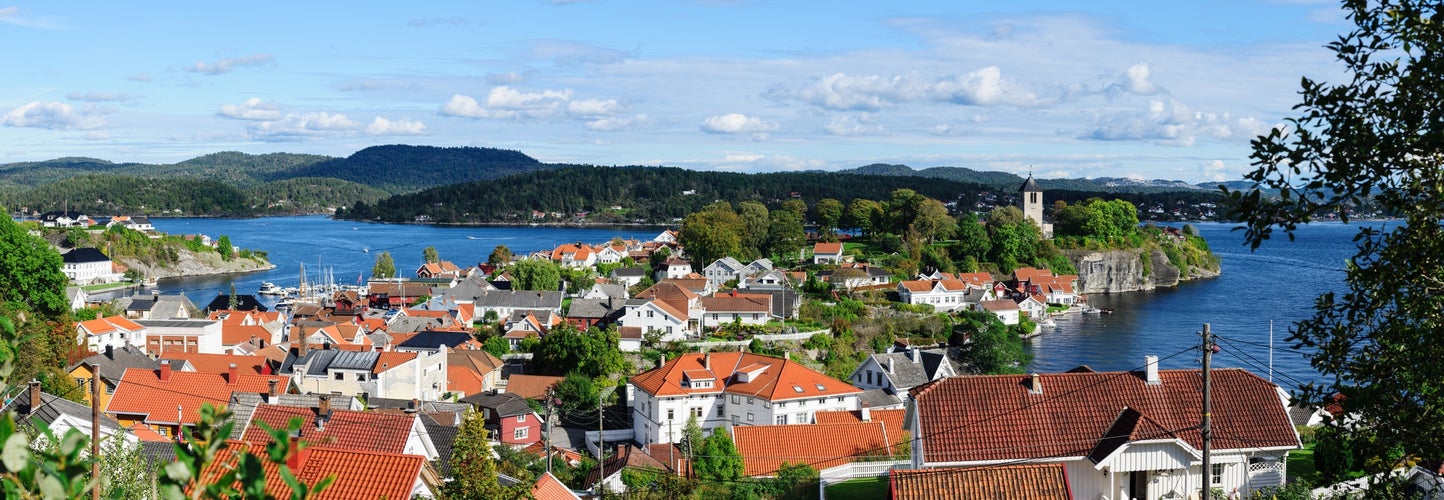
[{"xmin": 0, "ymin": 1, "xmax": 1349, "ymax": 183}]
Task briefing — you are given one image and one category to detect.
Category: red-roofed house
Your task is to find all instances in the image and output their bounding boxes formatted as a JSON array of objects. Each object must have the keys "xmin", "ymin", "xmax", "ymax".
[
  {"xmin": 733, "ymin": 420, "xmax": 903, "ymax": 476},
  {"xmin": 550, "ymin": 243, "xmax": 598, "ymax": 269},
  {"xmin": 890, "ymin": 464, "xmax": 1072, "ymax": 500},
  {"xmin": 416, "ymin": 260, "xmax": 463, "ymax": 279},
  {"xmin": 896, "ymin": 279, "xmax": 972, "ymax": 312},
  {"xmin": 908, "ymin": 359, "xmax": 1300, "ymax": 499},
  {"xmin": 106, "ymin": 365, "xmax": 289, "ymax": 438},
  {"xmin": 978, "ymin": 299, "xmax": 1021, "ymax": 325},
  {"xmin": 200, "ymin": 441, "xmax": 437, "ymax": 500},
  {"xmin": 243, "ymin": 401, "xmax": 439, "ymax": 461},
  {"xmin": 630, "ymin": 352, "xmax": 861, "ymax": 444},
  {"xmin": 698, "ymin": 293, "xmax": 772, "ymax": 330},
  {"xmin": 76, "ymin": 315, "xmax": 147, "ymax": 355},
  {"xmin": 812, "ymin": 242, "xmax": 845, "ymax": 264},
  {"xmin": 533, "ymin": 471, "xmax": 581, "ymax": 500}
]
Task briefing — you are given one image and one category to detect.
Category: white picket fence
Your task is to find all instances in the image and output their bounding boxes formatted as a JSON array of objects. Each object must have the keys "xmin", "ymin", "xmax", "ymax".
[{"xmin": 817, "ymin": 460, "xmax": 908, "ymax": 499}]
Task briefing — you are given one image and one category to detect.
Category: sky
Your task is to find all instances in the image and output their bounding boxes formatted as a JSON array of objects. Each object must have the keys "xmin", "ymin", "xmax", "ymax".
[{"xmin": 0, "ymin": 1, "xmax": 1352, "ymax": 183}]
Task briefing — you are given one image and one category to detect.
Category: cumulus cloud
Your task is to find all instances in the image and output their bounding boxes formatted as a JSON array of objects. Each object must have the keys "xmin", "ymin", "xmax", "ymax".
[
  {"xmin": 245, "ymin": 112, "xmax": 358, "ymax": 141},
  {"xmin": 187, "ymin": 53, "xmax": 274, "ymax": 75},
  {"xmin": 1120, "ymin": 63, "xmax": 1161, "ymax": 95},
  {"xmin": 586, "ymin": 114, "xmax": 649, "ymax": 131},
  {"xmin": 784, "ymin": 73, "xmax": 915, "ymax": 111},
  {"xmin": 127, "ymin": 73, "xmax": 152, "ymax": 83},
  {"xmin": 217, "ymin": 98, "xmax": 283, "ymax": 120},
  {"xmin": 440, "ymin": 86, "xmax": 629, "ymax": 126},
  {"xmin": 1, "ymin": 101, "xmax": 106, "ymax": 130},
  {"xmin": 66, "ymin": 91, "xmax": 133, "ymax": 102},
  {"xmin": 1080, "ymin": 99, "xmax": 1271, "ymax": 146},
  {"xmin": 701, "ymin": 113, "xmax": 778, "ymax": 134},
  {"xmin": 365, "ymin": 117, "xmax": 427, "ymax": 135},
  {"xmin": 823, "ymin": 115, "xmax": 886, "ymax": 136},
  {"xmin": 928, "ymin": 66, "xmax": 1043, "ymax": 107}
]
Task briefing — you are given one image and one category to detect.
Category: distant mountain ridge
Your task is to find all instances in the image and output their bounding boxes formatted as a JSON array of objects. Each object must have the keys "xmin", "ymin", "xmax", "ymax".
[{"xmin": 837, "ymin": 163, "xmax": 1231, "ymax": 193}]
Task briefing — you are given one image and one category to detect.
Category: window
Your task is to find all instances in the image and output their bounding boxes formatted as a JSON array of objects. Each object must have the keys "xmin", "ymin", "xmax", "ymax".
[
  {"xmin": 690, "ymin": 407, "xmax": 702, "ymax": 418},
  {"xmin": 514, "ymin": 427, "xmax": 528, "ymax": 440},
  {"xmin": 746, "ymin": 413, "xmax": 754, "ymax": 422},
  {"xmin": 667, "ymin": 409, "xmax": 674, "ymax": 420},
  {"xmin": 776, "ymin": 415, "xmax": 787, "ymax": 425},
  {"xmin": 1211, "ymin": 464, "xmax": 1225, "ymax": 485},
  {"xmin": 731, "ymin": 395, "xmax": 741, "ymax": 404},
  {"xmin": 516, "ymin": 414, "xmax": 526, "ymax": 423},
  {"xmin": 333, "ymin": 372, "xmax": 343, "ymax": 380},
  {"xmin": 647, "ymin": 310, "xmax": 654, "ymax": 318}
]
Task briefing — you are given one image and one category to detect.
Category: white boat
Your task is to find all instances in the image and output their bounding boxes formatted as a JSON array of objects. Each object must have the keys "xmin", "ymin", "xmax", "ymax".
[
  {"xmin": 258, "ymin": 282, "xmax": 287, "ymax": 296},
  {"xmin": 1080, "ymin": 305, "xmax": 1101, "ymax": 314}
]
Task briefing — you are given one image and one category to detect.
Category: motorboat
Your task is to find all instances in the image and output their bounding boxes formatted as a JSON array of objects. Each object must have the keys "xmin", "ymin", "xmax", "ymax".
[{"xmin": 258, "ymin": 282, "xmax": 287, "ymax": 296}]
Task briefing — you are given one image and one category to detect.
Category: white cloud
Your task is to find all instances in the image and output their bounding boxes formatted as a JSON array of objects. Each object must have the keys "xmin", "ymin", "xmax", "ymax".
[
  {"xmin": 366, "ymin": 117, "xmax": 427, "ymax": 135},
  {"xmin": 127, "ymin": 73, "xmax": 152, "ymax": 83},
  {"xmin": 784, "ymin": 73, "xmax": 915, "ymax": 111},
  {"xmin": 927, "ymin": 66, "xmax": 1043, "ymax": 107},
  {"xmin": 187, "ymin": 53, "xmax": 274, "ymax": 75},
  {"xmin": 0, "ymin": 6, "xmax": 65, "ymax": 29},
  {"xmin": 217, "ymin": 98, "xmax": 282, "ymax": 120},
  {"xmin": 701, "ymin": 113, "xmax": 778, "ymax": 134},
  {"xmin": 823, "ymin": 115, "xmax": 886, "ymax": 136},
  {"xmin": 1080, "ymin": 99, "xmax": 1271, "ymax": 146},
  {"xmin": 1120, "ymin": 63, "xmax": 1161, "ymax": 95},
  {"xmin": 2, "ymin": 101, "xmax": 105, "ymax": 130},
  {"xmin": 246, "ymin": 112, "xmax": 359, "ymax": 141},
  {"xmin": 586, "ymin": 114, "xmax": 649, "ymax": 131},
  {"xmin": 66, "ymin": 91, "xmax": 133, "ymax": 102},
  {"xmin": 567, "ymin": 98, "xmax": 621, "ymax": 117}
]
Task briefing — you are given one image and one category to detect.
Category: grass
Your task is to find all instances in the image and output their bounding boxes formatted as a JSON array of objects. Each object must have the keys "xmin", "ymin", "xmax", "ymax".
[
  {"xmin": 825, "ymin": 477, "xmax": 887, "ymax": 500},
  {"xmin": 80, "ymin": 281, "xmax": 136, "ymax": 293},
  {"xmin": 1288, "ymin": 442, "xmax": 1318, "ymax": 485}
]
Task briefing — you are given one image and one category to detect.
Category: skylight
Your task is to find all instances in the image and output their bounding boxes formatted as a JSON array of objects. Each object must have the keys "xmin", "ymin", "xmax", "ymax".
[{"xmin": 792, "ymin": 385, "xmax": 803, "ymax": 393}]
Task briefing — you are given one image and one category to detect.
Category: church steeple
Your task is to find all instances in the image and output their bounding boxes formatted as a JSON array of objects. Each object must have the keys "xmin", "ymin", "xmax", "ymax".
[{"xmin": 1018, "ymin": 172, "xmax": 1045, "ymax": 234}]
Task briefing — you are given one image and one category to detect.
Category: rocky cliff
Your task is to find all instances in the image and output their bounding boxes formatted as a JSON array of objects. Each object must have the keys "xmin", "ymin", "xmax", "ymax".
[
  {"xmin": 1067, "ymin": 247, "xmax": 1219, "ymax": 294},
  {"xmin": 119, "ymin": 250, "xmax": 274, "ymax": 280}
]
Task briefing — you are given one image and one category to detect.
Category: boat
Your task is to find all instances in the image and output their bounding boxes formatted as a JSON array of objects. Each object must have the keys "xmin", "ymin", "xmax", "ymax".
[
  {"xmin": 466, "ymin": 236, "xmax": 479, "ymax": 240},
  {"xmin": 258, "ymin": 282, "xmax": 286, "ymax": 296},
  {"xmin": 1080, "ymin": 305, "xmax": 1101, "ymax": 314},
  {"xmin": 140, "ymin": 277, "xmax": 157, "ymax": 288}
]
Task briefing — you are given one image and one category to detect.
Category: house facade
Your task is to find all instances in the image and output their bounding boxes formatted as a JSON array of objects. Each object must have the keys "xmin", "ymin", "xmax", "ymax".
[
  {"xmin": 279, "ymin": 348, "xmax": 448, "ymax": 401},
  {"xmin": 629, "ymin": 352, "xmax": 861, "ymax": 444},
  {"xmin": 62, "ymin": 248, "xmax": 117, "ymax": 284},
  {"xmin": 76, "ymin": 316, "xmax": 148, "ymax": 355},
  {"xmin": 896, "ymin": 279, "xmax": 970, "ymax": 312}
]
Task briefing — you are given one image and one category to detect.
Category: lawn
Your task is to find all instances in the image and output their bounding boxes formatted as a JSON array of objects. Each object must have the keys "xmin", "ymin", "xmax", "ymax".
[
  {"xmin": 1288, "ymin": 442, "xmax": 1318, "ymax": 485},
  {"xmin": 825, "ymin": 477, "xmax": 887, "ymax": 500},
  {"xmin": 80, "ymin": 281, "xmax": 135, "ymax": 293}
]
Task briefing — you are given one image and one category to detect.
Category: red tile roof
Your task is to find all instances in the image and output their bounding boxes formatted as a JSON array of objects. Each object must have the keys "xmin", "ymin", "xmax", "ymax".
[
  {"xmin": 162, "ymin": 352, "xmax": 270, "ymax": 375},
  {"xmin": 106, "ymin": 368, "xmax": 288, "ymax": 426},
  {"xmin": 373, "ymin": 351, "xmax": 418, "ymax": 374},
  {"xmin": 813, "ymin": 408, "xmax": 906, "ymax": 435},
  {"xmin": 699, "ymin": 294, "xmax": 771, "ymax": 313},
  {"xmin": 201, "ymin": 441, "xmax": 426, "ymax": 500},
  {"xmin": 78, "ymin": 315, "xmax": 145, "ymax": 336},
  {"xmin": 899, "ymin": 279, "xmax": 968, "ymax": 293},
  {"xmin": 220, "ymin": 324, "xmax": 273, "ymax": 347},
  {"xmin": 506, "ymin": 374, "xmax": 565, "ymax": 400},
  {"xmin": 911, "ymin": 368, "xmax": 1299, "ymax": 464},
  {"xmin": 242, "ymin": 404, "xmax": 417, "ymax": 455},
  {"xmin": 533, "ymin": 471, "xmax": 581, "ymax": 500},
  {"xmin": 732, "ymin": 421, "xmax": 902, "ymax": 476},
  {"xmin": 631, "ymin": 352, "xmax": 860, "ymax": 401},
  {"xmin": 890, "ymin": 464, "xmax": 1071, "ymax": 499},
  {"xmin": 813, "ymin": 242, "xmax": 844, "ymax": 255}
]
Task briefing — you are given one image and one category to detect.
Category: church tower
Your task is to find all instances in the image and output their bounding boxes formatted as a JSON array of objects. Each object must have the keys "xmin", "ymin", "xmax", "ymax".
[{"xmin": 1018, "ymin": 174, "xmax": 1052, "ymax": 238}]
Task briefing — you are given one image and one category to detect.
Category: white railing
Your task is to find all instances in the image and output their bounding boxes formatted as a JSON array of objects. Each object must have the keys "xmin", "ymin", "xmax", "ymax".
[
  {"xmin": 818, "ymin": 460, "xmax": 908, "ymax": 500},
  {"xmin": 1246, "ymin": 461, "xmax": 1286, "ymax": 494}
]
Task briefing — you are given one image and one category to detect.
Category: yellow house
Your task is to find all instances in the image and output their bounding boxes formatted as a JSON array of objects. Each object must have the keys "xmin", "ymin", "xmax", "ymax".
[{"xmin": 66, "ymin": 345, "xmax": 160, "ymax": 412}]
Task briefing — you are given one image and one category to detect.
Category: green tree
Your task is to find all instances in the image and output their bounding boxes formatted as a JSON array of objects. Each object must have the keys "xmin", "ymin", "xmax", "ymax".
[
  {"xmin": 488, "ymin": 244, "xmax": 513, "ymax": 266},
  {"xmin": 531, "ymin": 323, "xmax": 626, "ymax": 379},
  {"xmin": 1224, "ymin": 0, "xmax": 1444, "ymax": 485},
  {"xmin": 511, "ymin": 258, "xmax": 562, "ymax": 291},
  {"xmin": 444, "ymin": 408, "xmax": 527, "ymax": 499},
  {"xmin": 681, "ymin": 414, "xmax": 704, "ymax": 462},
  {"xmin": 0, "ymin": 216, "xmax": 68, "ymax": 318},
  {"xmin": 985, "ymin": 206, "xmax": 1040, "ymax": 272},
  {"xmin": 694, "ymin": 427, "xmax": 744, "ymax": 482},
  {"xmin": 844, "ymin": 198, "xmax": 884, "ymax": 237},
  {"xmin": 679, "ymin": 201, "xmax": 745, "ymax": 265},
  {"xmin": 228, "ymin": 283, "xmax": 239, "ymax": 310},
  {"xmin": 781, "ymin": 198, "xmax": 807, "ymax": 218},
  {"xmin": 482, "ymin": 336, "xmax": 509, "ymax": 357},
  {"xmin": 950, "ymin": 213, "xmax": 991, "ymax": 263},
  {"xmin": 737, "ymin": 200, "xmax": 771, "ymax": 256},
  {"xmin": 951, "ymin": 311, "xmax": 1032, "ymax": 374},
  {"xmin": 766, "ymin": 209, "xmax": 807, "ymax": 258},
  {"xmin": 423, "ymin": 245, "xmax": 439, "ymax": 264},
  {"xmin": 215, "ymin": 235, "xmax": 234, "ymax": 261},
  {"xmin": 553, "ymin": 371, "xmax": 599, "ymax": 413},
  {"xmin": 812, "ymin": 198, "xmax": 845, "ymax": 238},
  {"xmin": 909, "ymin": 197, "xmax": 956, "ymax": 244},
  {"xmin": 371, "ymin": 251, "xmax": 396, "ymax": 279}
]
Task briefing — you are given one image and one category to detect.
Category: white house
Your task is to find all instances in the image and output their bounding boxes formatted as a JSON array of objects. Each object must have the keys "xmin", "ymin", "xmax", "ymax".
[
  {"xmin": 702, "ymin": 257, "xmax": 746, "ymax": 288},
  {"xmin": 139, "ymin": 319, "xmax": 223, "ymax": 355},
  {"xmin": 812, "ymin": 242, "xmax": 845, "ymax": 264},
  {"xmin": 280, "ymin": 348, "xmax": 448, "ymax": 402},
  {"xmin": 658, "ymin": 257, "xmax": 693, "ymax": 281},
  {"xmin": 76, "ymin": 315, "xmax": 148, "ymax": 355},
  {"xmin": 595, "ymin": 245, "xmax": 628, "ymax": 265},
  {"xmin": 652, "ymin": 230, "xmax": 678, "ymax": 244},
  {"xmin": 848, "ymin": 347, "xmax": 955, "ymax": 399},
  {"xmin": 629, "ymin": 352, "xmax": 861, "ymax": 444},
  {"xmin": 550, "ymin": 243, "xmax": 598, "ymax": 269},
  {"xmin": 1015, "ymin": 294, "xmax": 1049, "ymax": 320},
  {"xmin": 978, "ymin": 299, "xmax": 1021, "ymax": 325},
  {"xmin": 908, "ymin": 359, "xmax": 1300, "ymax": 500},
  {"xmin": 62, "ymin": 248, "xmax": 118, "ymax": 284},
  {"xmin": 697, "ymin": 293, "xmax": 772, "ymax": 331},
  {"xmin": 620, "ymin": 299, "xmax": 691, "ymax": 343},
  {"xmin": 897, "ymin": 279, "xmax": 971, "ymax": 312}
]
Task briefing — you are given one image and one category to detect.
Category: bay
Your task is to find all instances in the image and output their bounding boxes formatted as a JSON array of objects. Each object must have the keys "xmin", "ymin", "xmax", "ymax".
[{"xmin": 144, "ymin": 215, "xmax": 1374, "ymax": 389}]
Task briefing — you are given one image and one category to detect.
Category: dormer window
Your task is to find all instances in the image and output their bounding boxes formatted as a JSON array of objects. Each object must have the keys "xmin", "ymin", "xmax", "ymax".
[{"xmin": 814, "ymin": 383, "xmax": 826, "ymax": 391}]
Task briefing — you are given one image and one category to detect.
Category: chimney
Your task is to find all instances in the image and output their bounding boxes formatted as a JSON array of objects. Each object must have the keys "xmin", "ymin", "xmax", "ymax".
[
  {"xmin": 317, "ymin": 394, "xmax": 332, "ymax": 431},
  {"xmin": 298, "ymin": 334, "xmax": 308, "ymax": 357},
  {"xmin": 1029, "ymin": 373, "xmax": 1042, "ymax": 395},
  {"xmin": 704, "ymin": 352, "xmax": 711, "ymax": 371},
  {"xmin": 887, "ymin": 357, "xmax": 894, "ymax": 373},
  {"xmin": 28, "ymin": 380, "xmax": 40, "ymax": 412},
  {"xmin": 286, "ymin": 436, "xmax": 309, "ymax": 470},
  {"xmin": 227, "ymin": 363, "xmax": 238, "ymax": 385},
  {"xmin": 267, "ymin": 379, "xmax": 279, "ymax": 401},
  {"xmin": 1144, "ymin": 355, "xmax": 1160, "ymax": 385},
  {"xmin": 105, "ymin": 344, "xmax": 114, "ymax": 359},
  {"xmin": 911, "ymin": 347, "xmax": 921, "ymax": 364},
  {"xmin": 159, "ymin": 362, "xmax": 172, "ymax": 381},
  {"xmin": 409, "ymin": 398, "xmax": 420, "ymax": 412},
  {"xmin": 860, "ymin": 407, "xmax": 871, "ymax": 422},
  {"xmin": 659, "ymin": 355, "xmax": 666, "ymax": 368}
]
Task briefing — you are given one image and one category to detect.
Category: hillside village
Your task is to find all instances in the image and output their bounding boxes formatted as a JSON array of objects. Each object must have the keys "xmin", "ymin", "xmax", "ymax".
[{"xmin": 10, "ymin": 180, "xmax": 1323, "ymax": 500}]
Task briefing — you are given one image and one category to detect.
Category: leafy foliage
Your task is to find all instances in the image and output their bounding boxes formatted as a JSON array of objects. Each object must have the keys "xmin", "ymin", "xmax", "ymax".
[
  {"xmin": 530, "ymin": 324, "xmax": 627, "ymax": 379},
  {"xmin": 444, "ymin": 409, "xmax": 529, "ymax": 499},
  {"xmin": 371, "ymin": 251, "xmax": 396, "ymax": 279},
  {"xmin": 951, "ymin": 311, "xmax": 1032, "ymax": 374},
  {"xmin": 1223, "ymin": 0, "xmax": 1444, "ymax": 487},
  {"xmin": 694, "ymin": 427, "xmax": 744, "ymax": 483},
  {"xmin": 511, "ymin": 259, "xmax": 561, "ymax": 292}
]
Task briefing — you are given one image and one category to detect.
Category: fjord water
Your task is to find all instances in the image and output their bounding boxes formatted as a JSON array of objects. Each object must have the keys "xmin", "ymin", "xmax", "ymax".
[{"xmin": 146, "ymin": 215, "xmax": 1372, "ymax": 389}]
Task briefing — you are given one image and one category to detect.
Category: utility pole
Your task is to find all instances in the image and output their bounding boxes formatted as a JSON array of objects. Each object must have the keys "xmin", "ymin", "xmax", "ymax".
[
  {"xmin": 598, "ymin": 393, "xmax": 605, "ymax": 500},
  {"xmin": 91, "ymin": 376, "xmax": 101, "ymax": 500},
  {"xmin": 545, "ymin": 392, "xmax": 554, "ymax": 475},
  {"xmin": 1201, "ymin": 323, "xmax": 1214, "ymax": 499}
]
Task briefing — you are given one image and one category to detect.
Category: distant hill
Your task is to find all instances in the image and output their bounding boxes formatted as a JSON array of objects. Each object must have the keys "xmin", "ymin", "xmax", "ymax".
[
  {"xmin": 0, "ymin": 145, "xmax": 554, "ymax": 216},
  {"xmin": 837, "ymin": 164, "xmax": 1216, "ymax": 194}
]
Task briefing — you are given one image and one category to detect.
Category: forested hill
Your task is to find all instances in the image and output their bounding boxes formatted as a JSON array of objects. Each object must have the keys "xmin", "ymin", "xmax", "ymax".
[
  {"xmin": 0, "ymin": 145, "xmax": 553, "ymax": 216},
  {"xmin": 839, "ymin": 163, "xmax": 1220, "ymax": 193},
  {"xmin": 339, "ymin": 165, "xmax": 985, "ymax": 224}
]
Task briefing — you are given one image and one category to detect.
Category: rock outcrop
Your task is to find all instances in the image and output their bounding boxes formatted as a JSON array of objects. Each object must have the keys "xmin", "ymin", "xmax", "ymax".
[
  {"xmin": 1067, "ymin": 248, "xmax": 1219, "ymax": 294},
  {"xmin": 119, "ymin": 250, "xmax": 274, "ymax": 280}
]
